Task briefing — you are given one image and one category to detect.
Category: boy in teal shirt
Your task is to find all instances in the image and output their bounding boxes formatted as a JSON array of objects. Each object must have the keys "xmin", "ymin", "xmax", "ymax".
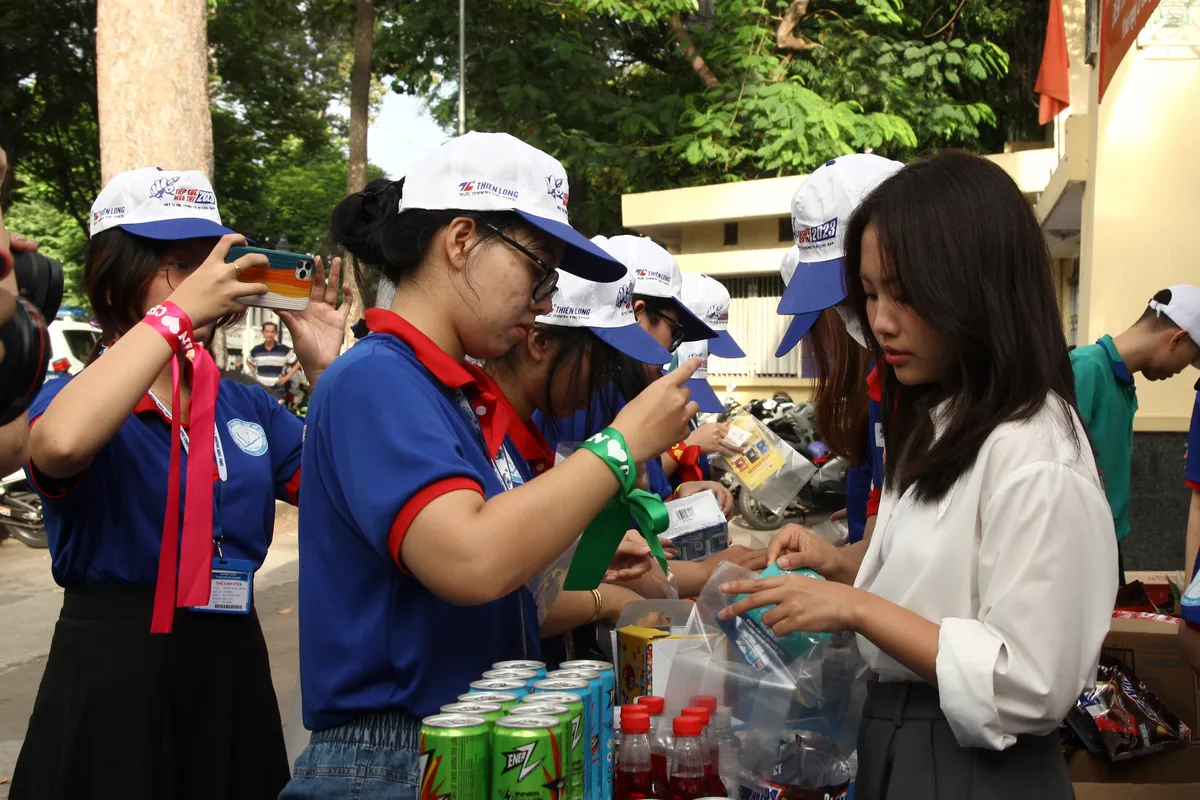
[{"xmin": 1072, "ymin": 286, "xmax": 1200, "ymax": 578}]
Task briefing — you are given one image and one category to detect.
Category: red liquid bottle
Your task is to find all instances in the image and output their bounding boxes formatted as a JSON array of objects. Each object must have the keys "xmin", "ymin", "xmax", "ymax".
[
  {"xmin": 615, "ymin": 710, "xmax": 654, "ymax": 800},
  {"xmin": 636, "ymin": 696, "xmax": 670, "ymax": 797},
  {"xmin": 682, "ymin": 706, "xmax": 726, "ymax": 797},
  {"xmin": 668, "ymin": 715, "xmax": 706, "ymax": 800}
]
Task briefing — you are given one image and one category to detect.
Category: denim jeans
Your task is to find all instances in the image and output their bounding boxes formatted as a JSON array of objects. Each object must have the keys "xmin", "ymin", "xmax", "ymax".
[{"xmin": 280, "ymin": 711, "xmax": 420, "ymax": 800}]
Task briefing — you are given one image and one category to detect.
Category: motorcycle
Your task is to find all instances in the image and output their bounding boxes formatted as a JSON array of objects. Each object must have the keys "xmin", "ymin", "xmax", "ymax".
[
  {"xmin": 716, "ymin": 395, "xmax": 850, "ymax": 531},
  {"xmin": 0, "ymin": 469, "xmax": 47, "ymax": 549}
]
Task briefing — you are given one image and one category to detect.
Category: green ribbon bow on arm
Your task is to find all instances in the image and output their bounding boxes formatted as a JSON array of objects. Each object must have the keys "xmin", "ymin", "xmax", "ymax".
[{"xmin": 563, "ymin": 429, "xmax": 672, "ymax": 591}]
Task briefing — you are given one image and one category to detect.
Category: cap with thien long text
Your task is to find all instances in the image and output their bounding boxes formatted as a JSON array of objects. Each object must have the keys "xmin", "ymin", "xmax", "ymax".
[
  {"xmin": 89, "ymin": 167, "xmax": 237, "ymax": 241},
  {"xmin": 592, "ymin": 235, "xmax": 716, "ymax": 344},
  {"xmin": 399, "ymin": 131, "xmax": 624, "ymax": 282},
  {"xmin": 779, "ymin": 154, "xmax": 903, "ymax": 316},
  {"xmin": 665, "ymin": 339, "xmax": 723, "ymax": 413},
  {"xmin": 536, "ymin": 268, "xmax": 672, "ymax": 365},
  {"xmin": 1148, "ymin": 285, "xmax": 1200, "ymax": 369},
  {"xmin": 680, "ymin": 272, "xmax": 744, "ymax": 359}
]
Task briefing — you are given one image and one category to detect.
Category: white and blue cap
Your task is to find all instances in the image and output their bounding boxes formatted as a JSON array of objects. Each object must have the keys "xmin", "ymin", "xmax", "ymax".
[
  {"xmin": 776, "ymin": 246, "xmax": 821, "ymax": 357},
  {"xmin": 399, "ymin": 131, "xmax": 624, "ymax": 282},
  {"xmin": 777, "ymin": 154, "xmax": 903, "ymax": 316},
  {"xmin": 592, "ymin": 235, "xmax": 716, "ymax": 344},
  {"xmin": 666, "ymin": 340, "xmax": 723, "ymax": 413},
  {"xmin": 89, "ymin": 167, "xmax": 237, "ymax": 240},
  {"xmin": 681, "ymin": 273, "xmax": 744, "ymax": 358},
  {"xmin": 1148, "ymin": 285, "xmax": 1200, "ymax": 368},
  {"xmin": 536, "ymin": 268, "xmax": 672, "ymax": 365}
]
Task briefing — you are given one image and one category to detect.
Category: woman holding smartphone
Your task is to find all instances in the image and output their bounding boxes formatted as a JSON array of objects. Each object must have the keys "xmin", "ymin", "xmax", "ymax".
[
  {"xmin": 285, "ymin": 132, "xmax": 698, "ymax": 796},
  {"xmin": 722, "ymin": 151, "xmax": 1117, "ymax": 798},
  {"xmin": 12, "ymin": 168, "xmax": 351, "ymax": 800}
]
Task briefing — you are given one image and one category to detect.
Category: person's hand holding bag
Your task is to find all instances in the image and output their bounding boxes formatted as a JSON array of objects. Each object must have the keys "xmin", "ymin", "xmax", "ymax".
[
  {"xmin": 166, "ymin": 234, "xmax": 269, "ymax": 330},
  {"xmin": 610, "ymin": 357, "xmax": 702, "ymax": 464},
  {"xmin": 766, "ymin": 523, "xmax": 858, "ymax": 585},
  {"xmin": 686, "ymin": 422, "xmax": 741, "ymax": 458}
]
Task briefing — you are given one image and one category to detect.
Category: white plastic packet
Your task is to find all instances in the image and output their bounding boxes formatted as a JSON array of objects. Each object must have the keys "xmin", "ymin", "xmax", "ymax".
[{"xmin": 718, "ymin": 412, "xmax": 817, "ymax": 515}]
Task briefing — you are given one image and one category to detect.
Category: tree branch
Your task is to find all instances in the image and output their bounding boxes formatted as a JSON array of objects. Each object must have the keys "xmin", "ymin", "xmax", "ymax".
[
  {"xmin": 668, "ymin": 13, "xmax": 719, "ymax": 89},
  {"xmin": 776, "ymin": 0, "xmax": 823, "ymax": 52}
]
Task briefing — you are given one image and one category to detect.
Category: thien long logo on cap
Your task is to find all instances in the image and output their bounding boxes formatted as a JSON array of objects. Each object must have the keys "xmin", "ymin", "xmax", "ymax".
[
  {"xmin": 793, "ymin": 217, "xmax": 838, "ymax": 246},
  {"xmin": 458, "ymin": 180, "xmax": 519, "ymax": 201}
]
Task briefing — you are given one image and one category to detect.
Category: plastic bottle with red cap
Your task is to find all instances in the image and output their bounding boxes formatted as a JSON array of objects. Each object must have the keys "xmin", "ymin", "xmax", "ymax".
[
  {"xmin": 681, "ymin": 706, "xmax": 725, "ymax": 797},
  {"xmin": 668, "ymin": 715, "xmax": 706, "ymax": 800},
  {"xmin": 636, "ymin": 696, "xmax": 671, "ymax": 796},
  {"xmin": 615, "ymin": 709, "xmax": 654, "ymax": 800}
]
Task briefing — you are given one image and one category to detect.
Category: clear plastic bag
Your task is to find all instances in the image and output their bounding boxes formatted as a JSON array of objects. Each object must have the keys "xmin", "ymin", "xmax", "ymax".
[
  {"xmin": 719, "ymin": 412, "xmax": 817, "ymax": 516},
  {"xmin": 807, "ymin": 517, "xmax": 850, "ymax": 547},
  {"xmin": 665, "ymin": 562, "xmax": 869, "ymax": 790}
]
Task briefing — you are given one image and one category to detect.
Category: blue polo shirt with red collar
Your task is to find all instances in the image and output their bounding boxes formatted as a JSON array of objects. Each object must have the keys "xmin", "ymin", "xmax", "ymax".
[
  {"xmin": 26, "ymin": 374, "xmax": 303, "ymax": 587},
  {"xmin": 296, "ymin": 309, "xmax": 540, "ymax": 731},
  {"xmin": 1186, "ymin": 388, "xmax": 1200, "ymax": 492}
]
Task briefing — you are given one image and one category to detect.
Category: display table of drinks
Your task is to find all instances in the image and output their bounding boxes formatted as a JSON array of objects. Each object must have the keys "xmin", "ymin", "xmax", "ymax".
[{"xmin": 420, "ymin": 659, "xmax": 734, "ymax": 800}]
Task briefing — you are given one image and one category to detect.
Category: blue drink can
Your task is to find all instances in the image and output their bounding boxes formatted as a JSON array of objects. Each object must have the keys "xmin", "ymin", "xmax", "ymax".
[
  {"xmin": 547, "ymin": 669, "xmax": 603, "ymax": 800},
  {"xmin": 532, "ymin": 678, "xmax": 596, "ymax": 800},
  {"xmin": 492, "ymin": 659, "xmax": 549, "ymax": 681},
  {"xmin": 468, "ymin": 679, "xmax": 528, "ymax": 699},
  {"xmin": 560, "ymin": 661, "xmax": 615, "ymax": 799},
  {"xmin": 481, "ymin": 669, "xmax": 539, "ymax": 689}
]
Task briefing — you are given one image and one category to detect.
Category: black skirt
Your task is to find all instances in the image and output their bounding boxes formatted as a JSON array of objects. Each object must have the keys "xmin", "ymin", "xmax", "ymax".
[
  {"xmin": 10, "ymin": 584, "xmax": 290, "ymax": 800},
  {"xmin": 855, "ymin": 680, "xmax": 1074, "ymax": 800}
]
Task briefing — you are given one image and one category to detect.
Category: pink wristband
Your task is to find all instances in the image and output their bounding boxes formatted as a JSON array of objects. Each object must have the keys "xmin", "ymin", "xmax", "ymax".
[{"xmin": 144, "ymin": 302, "xmax": 198, "ymax": 361}]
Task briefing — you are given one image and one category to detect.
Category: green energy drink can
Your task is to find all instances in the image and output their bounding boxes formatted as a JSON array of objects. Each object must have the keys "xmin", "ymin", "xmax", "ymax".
[
  {"xmin": 459, "ymin": 691, "xmax": 521, "ymax": 711},
  {"xmin": 491, "ymin": 716, "xmax": 566, "ymax": 800},
  {"xmin": 559, "ymin": 661, "xmax": 615, "ymax": 800},
  {"xmin": 419, "ymin": 713, "xmax": 490, "ymax": 800},
  {"xmin": 493, "ymin": 660, "xmax": 548, "ymax": 680},
  {"xmin": 510, "ymin": 703, "xmax": 583, "ymax": 800},
  {"xmin": 469, "ymin": 679, "xmax": 529, "ymax": 699},
  {"xmin": 441, "ymin": 702, "xmax": 505, "ymax": 726},
  {"xmin": 532, "ymin": 679, "xmax": 595, "ymax": 800},
  {"xmin": 482, "ymin": 668, "xmax": 539, "ymax": 689}
]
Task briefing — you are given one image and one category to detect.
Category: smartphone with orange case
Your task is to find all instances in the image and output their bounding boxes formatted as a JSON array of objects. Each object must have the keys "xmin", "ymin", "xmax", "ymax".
[{"xmin": 225, "ymin": 246, "xmax": 315, "ymax": 311}]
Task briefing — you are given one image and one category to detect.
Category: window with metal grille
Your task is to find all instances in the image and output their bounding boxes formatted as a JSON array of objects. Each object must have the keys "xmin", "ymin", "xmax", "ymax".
[{"xmin": 707, "ymin": 275, "xmax": 817, "ymax": 380}]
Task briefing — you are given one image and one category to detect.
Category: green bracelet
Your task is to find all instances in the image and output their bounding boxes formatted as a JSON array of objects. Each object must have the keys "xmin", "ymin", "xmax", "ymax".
[{"xmin": 577, "ymin": 427, "xmax": 636, "ymax": 495}]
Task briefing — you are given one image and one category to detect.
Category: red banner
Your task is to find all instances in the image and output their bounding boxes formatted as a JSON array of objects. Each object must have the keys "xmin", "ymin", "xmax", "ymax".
[{"xmin": 1099, "ymin": 0, "xmax": 1162, "ymax": 102}]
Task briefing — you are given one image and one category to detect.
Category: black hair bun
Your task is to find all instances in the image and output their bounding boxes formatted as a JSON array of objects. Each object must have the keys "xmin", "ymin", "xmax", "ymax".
[{"xmin": 329, "ymin": 178, "xmax": 404, "ymax": 266}]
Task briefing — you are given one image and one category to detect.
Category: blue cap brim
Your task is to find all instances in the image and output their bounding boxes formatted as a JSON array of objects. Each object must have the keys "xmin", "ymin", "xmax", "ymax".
[
  {"xmin": 684, "ymin": 377, "xmax": 725, "ymax": 413},
  {"xmin": 775, "ymin": 311, "xmax": 821, "ymax": 358},
  {"xmin": 777, "ymin": 255, "xmax": 847, "ymax": 315},
  {"xmin": 120, "ymin": 219, "xmax": 239, "ymax": 241},
  {"xmin": 709, "ymin": 329, "xmax": 745, "ymax": 359},
  {"xmin": 516, "ymin": 210, "xmax": 625, "ymax": 282},
  {"xmin": 591, "ymin": 324, "xmax": 673, "ymax": 365},
  {"xmin": 672, "ymin": 300, "xmax": 718, "ymax": 343}
]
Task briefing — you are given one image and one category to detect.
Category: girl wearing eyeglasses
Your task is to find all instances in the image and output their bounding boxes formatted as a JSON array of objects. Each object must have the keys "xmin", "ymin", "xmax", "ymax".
[
  {"xmin": 284, "ymin": 133, "xmax": 699, "ymax": 796},
  {"xmin": 12, "ymin": 168, "xmax": 351, "ymax": 800}
]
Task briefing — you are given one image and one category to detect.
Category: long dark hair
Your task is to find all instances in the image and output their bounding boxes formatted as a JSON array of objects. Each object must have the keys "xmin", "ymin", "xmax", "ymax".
[
  {"xmin": 84, "ymin": 228, "xmax": 243, "ymax": 363},
  {"xmin": 807, "ymin": 308, "xmax": 871, "ymax": 464},
  {"xmin": 843, "ymin": 150, "xmax": 1081, "ymax": 502},
  {"xmin": 330, "ymin": 177, "xmax": 522, "ymax": 296}
]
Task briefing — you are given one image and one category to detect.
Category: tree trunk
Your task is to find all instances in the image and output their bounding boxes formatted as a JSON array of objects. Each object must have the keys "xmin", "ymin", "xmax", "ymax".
[
  {"xmin": 343, "ymin": 0, "xmax": 374, "ymax": 347},
  {"xmin": 668, "ymin": 14, "xmax": 719, "ymax": 89},
  {"xmin": 776, "ymin": 0, "xmax": 821, "ymax": 52},
  {"xmin": 96, "ymin": 0, "xmax": 214, "ymax": 183}
]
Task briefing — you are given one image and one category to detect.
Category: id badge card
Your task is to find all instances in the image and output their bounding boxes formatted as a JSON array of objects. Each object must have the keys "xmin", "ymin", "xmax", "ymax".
[{"xmin": 189, "ymin": 557, "xmax": 254, "ymax": 615}]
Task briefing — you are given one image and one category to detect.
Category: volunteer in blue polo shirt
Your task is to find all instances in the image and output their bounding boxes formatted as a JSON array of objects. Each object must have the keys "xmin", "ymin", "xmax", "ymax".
[
  {"xmin": 12, "ymin": 168, "xmax": 351, "ymax": 800},
  {"xmin": 483, "ymin": 265, "xmax": 671, "ymax": 665},
  {"xmin": 774, "ymin": 155, "xmax": 901, "ymax": 547},
  {"xmin": 285, "ymin": 132, "xmax": 699, "ymax": 797}
]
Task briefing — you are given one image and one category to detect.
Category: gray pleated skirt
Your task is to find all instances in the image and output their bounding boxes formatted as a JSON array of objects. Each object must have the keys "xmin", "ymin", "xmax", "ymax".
[{"xmin": 855, "ymin": 681, "xmax": 1074, "ymax": 800}]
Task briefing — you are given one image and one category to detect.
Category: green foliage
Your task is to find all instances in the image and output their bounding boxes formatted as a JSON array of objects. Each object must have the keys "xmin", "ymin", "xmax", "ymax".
[
  {"xmin": 3, "ymin": 179, "xmax": 89, "ymax": 306},
  {"xmin": 380, "ymin": 0, "xmax": 1031, "ymax": 233}
]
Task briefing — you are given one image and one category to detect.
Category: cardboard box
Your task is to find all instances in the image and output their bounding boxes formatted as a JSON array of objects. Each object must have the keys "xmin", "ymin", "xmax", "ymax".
[
  {"xmin": 1103, "ymin": 613, "xmax": 1200, "ymax": 738},
  {"xmin": 1069, "ymin": 743, "xmax": 1200, "ymax": 798},
  {"xmin": 661, "ymin": 491, "xmax": 729, "ymax": 562},
  {"xmin": 615, "ymin": 624, "xmax": 717, "ymax": 706}
]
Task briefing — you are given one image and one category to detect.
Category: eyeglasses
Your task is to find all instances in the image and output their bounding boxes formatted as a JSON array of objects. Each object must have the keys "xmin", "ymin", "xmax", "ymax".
[
  {"xmin": 484, "ymin": 224, "xmax": 559, "ymax": 303},
  {"xmin": 158, "ymin": 260, "xmax": 199, "ymax": 291},
  {"xmin": 649, "ymin": 307, "xmax": 687, "ymax": 352}
]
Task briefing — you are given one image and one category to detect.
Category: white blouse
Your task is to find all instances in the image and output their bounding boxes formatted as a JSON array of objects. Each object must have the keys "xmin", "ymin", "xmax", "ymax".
[{"xmin": 854, "ymin": 395, "xmax": 1118, "ymax": 751}]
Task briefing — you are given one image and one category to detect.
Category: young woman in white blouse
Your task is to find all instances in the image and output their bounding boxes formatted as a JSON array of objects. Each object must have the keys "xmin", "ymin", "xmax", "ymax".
[{"xmin": 721, "ymin": 151, "xmax": 1118, "ymax": 799}]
